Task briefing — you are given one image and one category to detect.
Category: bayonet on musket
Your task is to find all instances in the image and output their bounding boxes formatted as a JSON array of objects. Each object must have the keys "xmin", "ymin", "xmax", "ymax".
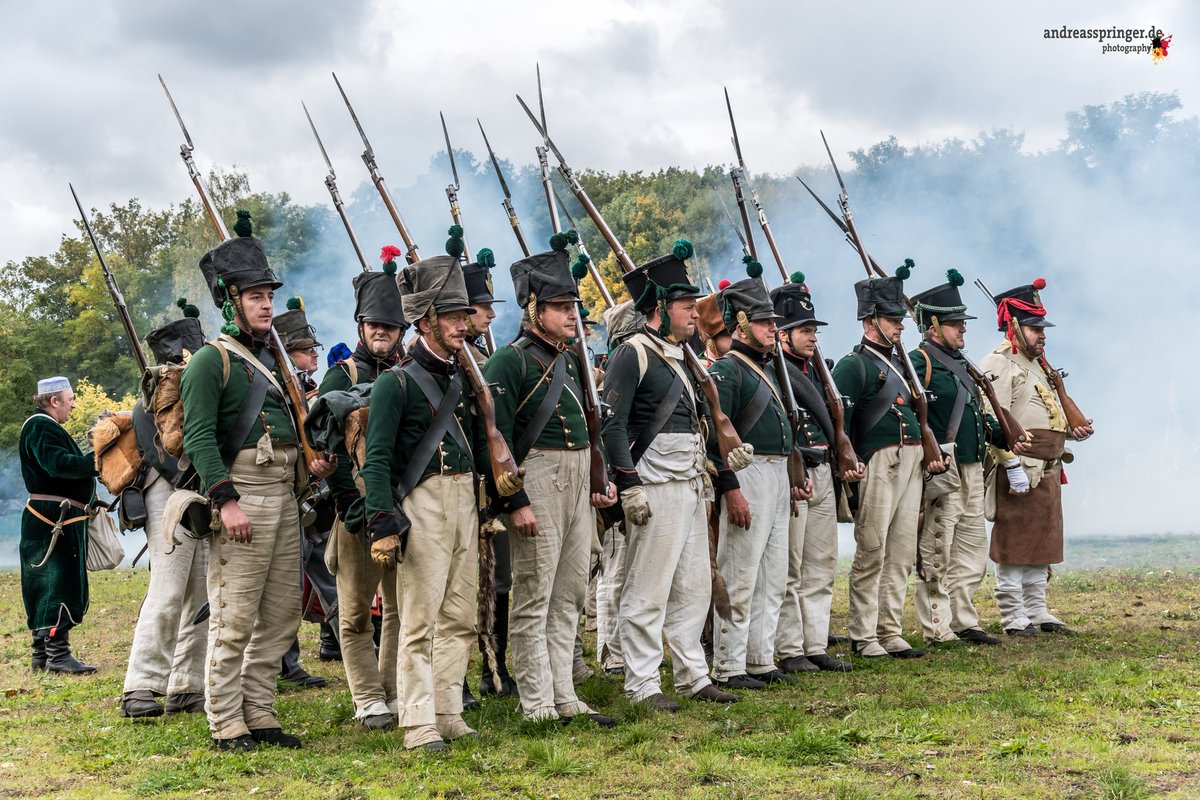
[
  {"xmin": 159, "ymin": 74, "xmax": 229, "ymax": 239},
  {"xmin": 70, "ymin": 184, "xmax": 149, "ymax": 374},
  {"xmin": 332, "ymin": 72, "xmax": 420, "ymax": 264},
  {"xmin": 478, "ymin": 119, "xmax": 531, "ymax": 258},
  {"xmin": 303, "ymin": 101, "xmax": 369, "ymax": 272},
  {"xmin": 439, "ymin": 112, "xmax": 472, "ymax": 264},
  {"xmin": 516, "ymin": 90, "xmax": 744, "ymax": 463}
]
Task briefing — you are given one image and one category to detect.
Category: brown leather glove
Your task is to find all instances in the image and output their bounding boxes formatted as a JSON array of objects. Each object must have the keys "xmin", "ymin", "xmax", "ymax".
[{"xmin": 370, "ymin": 535, "xmax": 402, "ymax": 567}]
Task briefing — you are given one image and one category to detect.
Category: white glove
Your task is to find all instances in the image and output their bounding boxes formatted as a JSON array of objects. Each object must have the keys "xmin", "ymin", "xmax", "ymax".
[
  {"xmin": 726, "ymin": 443, "xmax": 755, "ymax": 472},
  {"xmin": 1004, "ymin": 457, "xmax": 1030, "ymax": 495},
  {"xmin": 621, "ymin": 485, "xmax": 653, "ymax": 527}
]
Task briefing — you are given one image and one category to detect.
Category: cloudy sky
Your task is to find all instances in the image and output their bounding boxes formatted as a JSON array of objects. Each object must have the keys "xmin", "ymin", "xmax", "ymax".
[
  {"xmin": 1, "ymin": 0, "xmax": 1192, "ymax": 265},
  {"xmin": 2, "ymin": 0, "xmax": 1196, "ymax": 538}
]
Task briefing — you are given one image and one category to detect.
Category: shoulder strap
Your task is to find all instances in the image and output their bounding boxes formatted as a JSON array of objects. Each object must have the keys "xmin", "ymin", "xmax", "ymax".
[
  {"xmin": 920, "ymin": 349, "xmax": 932, "ymax": 388},
  {"xmin": 922, "ymin": 344, "xmax": 976, "ymax": 441},
  {"xmin": 218, "ymin": 334, "xmax": 283, "ymax": 396},
  {"xmin": 391, "ymin": 363, "xmax": 467, "ymax": 501},
  {"xmin": 219, "ymin": 353, "xmax": 276, "ymax": 468},
  {"xmin": 513, "ymin": 353, "xmax": 568, "ymax": 465},
  {"xmin": 851, "ymin": 348, "xmax": 908, "ymax": 444},
  {"xmin": 343, "ymin": 358, "xmax": 359, "ymax": 385},
  {"xmin": 724, "ymin": 354, "xmax": 776, "ymax": 436},
  {"xmin": 630, "ymin": 334, "xmax": 696, "ymax": 408}
]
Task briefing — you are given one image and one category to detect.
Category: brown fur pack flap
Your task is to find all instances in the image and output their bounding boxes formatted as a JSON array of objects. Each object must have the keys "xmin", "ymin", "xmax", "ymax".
[
  {"xmin": 90, "ymin": 411, "xmax": 142, "ymax": 493},
  {"xmin": 150, "ymin": 364, "xmax": 187, "ymax": 458},
  {"xmin": 344, "ymin": 407, "xmax": 370, "ymax": 471}
]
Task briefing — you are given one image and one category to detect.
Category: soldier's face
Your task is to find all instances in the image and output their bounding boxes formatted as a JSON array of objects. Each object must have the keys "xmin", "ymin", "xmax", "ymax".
[
  {"xmin": 239, "ymin": 287, "xmax": 274, "ymax": 336},
  {"xmin": 436, "ymin": 310, "xmax": 470, "ymax": 353},
  {"xmin": 1020, "ymin": 324, "xmax": 1046, "ymax": 356},
  {"xmin": 873, "ymin": 315, "xmax": 905, "ymax": 345},
  {"xmin": 362, "ymin": 322, "xmax": 402, "ymax": 357},
  {"xmin": 537, "ymin": 300, "xmax": 577, "ymax": 341},
  {"xmin": 665, "ymin": 299, "xmax": 698, "ymax": 339},
  {"xmin": 47, "ymin": 390, "xmax": 76, "ymax": 423},
  {"xmin": 744, "ymin": 318, "xmax": 778, "ymax": 352},
  {"xmin": 785, "ymin": 324, "xmax": 819, "ymax": 359},
  {"xmin": 290, "ymin": 348, "xmax": 319, "ymax": 373},
  {"xmin": 939, "ymin": 320, "xmax": 966, "ymax": 350},
  {"xmin": 470, "ymin": 303, "xmax": 495, "ymax": 335}
]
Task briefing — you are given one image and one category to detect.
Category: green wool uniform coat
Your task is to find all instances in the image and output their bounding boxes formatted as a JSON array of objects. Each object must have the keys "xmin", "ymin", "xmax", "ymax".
[
  {"xmin": 18, "ymin": 411, "xmax": 97, "ymax": 631},
  {"xmin": 832, "ymin": 338, "xmax": 922, "ymax": 462},
  {"xmin": 910, "ymin": 340, "xmax": 1006, "ymax": 462}
]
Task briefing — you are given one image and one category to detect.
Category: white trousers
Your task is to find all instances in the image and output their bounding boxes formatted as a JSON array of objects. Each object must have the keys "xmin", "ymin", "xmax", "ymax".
[
  {"xmin": 334, "ymin": 517, "xmax": 399, "ymax": 719},
  {"xmin": 848, "ymin": 445, "xmax": 923, "ymax": 651},
  {"xmin": 618, "ymin": 474, "xmax": 712, "ymax": 700},
  {"xmin": 916, "ymin": 461, "xmax": 988, "ymax": 641},
  {"xmin": 595, "ymin": 527, "xmax": 627, "ymax": 670},
  {"xmin": 508, "ymin": 448, "xmax": 594, "ymax": 720},
  {"xmin": 712, "ymin": 455, "xmax": 790, "ymax": 679},
  {"xmin": 124, "ymin": 474, "xmax": 210, "ymax": 696},
  {"xmin": 994, "ymin": 563, "xmax": 1062, "ymax": 631},
  {"xmin": 775, "ymin": 463, "xmax": 838, "ymax": 659}
]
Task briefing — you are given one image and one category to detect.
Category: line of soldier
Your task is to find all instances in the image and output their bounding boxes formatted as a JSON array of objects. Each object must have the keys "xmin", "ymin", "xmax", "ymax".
[{"xmin": 16, "ymin": 210, "xmax": 1091, "ymax": 752}]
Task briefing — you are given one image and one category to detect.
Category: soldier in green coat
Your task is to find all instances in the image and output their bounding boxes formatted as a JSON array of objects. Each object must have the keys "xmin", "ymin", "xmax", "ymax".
[
  {"xmin": 482, "ymin": 233, "xmax": 617, "ymax": 726},
  {"xmin": 19, "ymin": 376, "xmax": 98, "ymax": 674},
  {"xmin": 832, "ymin": 264, "xmax": 943, "ymax": 660},
  {"xmin": 910, "ymin": 270, "xmax": 1016, "ymax": 646}
]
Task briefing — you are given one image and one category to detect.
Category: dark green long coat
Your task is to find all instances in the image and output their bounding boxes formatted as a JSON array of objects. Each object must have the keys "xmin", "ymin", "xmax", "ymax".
[{"xmin": 18, "ymin": 411, "xmax": 96, "ymax": 631}]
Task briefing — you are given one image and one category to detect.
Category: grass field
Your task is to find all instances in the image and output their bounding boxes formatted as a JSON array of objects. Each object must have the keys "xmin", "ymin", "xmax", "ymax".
[{"xmin": 1, "ymin": 552, "xmax": 1199, "ymax": 799}]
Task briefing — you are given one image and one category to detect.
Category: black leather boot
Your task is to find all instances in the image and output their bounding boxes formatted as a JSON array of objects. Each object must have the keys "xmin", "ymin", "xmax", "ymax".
[
  {"xmin": 45, "ymin": 629, "xmax": 96, "ymax": 675},
  {"xmin": 31, "ymin": 631, "xmax": 47, "ymax": 672},
  {"xmin": 279, "ymin": 637, "xmax": 327, "ymax": 689},
  {"xmin": 318, "ymin": 622, "xmax": 342, "ymax": 662}
]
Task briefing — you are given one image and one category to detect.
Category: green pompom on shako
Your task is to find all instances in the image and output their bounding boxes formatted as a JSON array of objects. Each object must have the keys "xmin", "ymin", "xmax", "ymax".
[
  {"xmin": 910, "ymin": 266, "xmax": 976, "ymax": 330},
  {"xmin": 789, "ymin": 271, "xmax": 805, "ymax": 285},
  {"xmin": 895, "ymin": 258, "xmax": 915, "ymax": 280},
  {"xmin": 672, "ymin": 239, "xmax": 694, "ymax": 261},
  {"xmin": 570, "ymin": 252, "xmax": 590, "ymax": 281},
  {"xmin": 742, "ymin": 253, "xmax": 763, "ymax": 279},
  {"xmin": 233, "ymin": 208, "xmax": 253, "ymax": 238},
  {"xmin": 176, "ymin": 297, "xmax": 200, "ymax": 319},
  {"xmin": 286, "ymin": 296, "xmax": 304, "ymax": 311},
  {"xmin": 445, "ymin": 225, "xmax": 465, "ymax": 259},
  {"xmin": 946, "ymin": 268, "xmax": 964, "ymax": 287}
]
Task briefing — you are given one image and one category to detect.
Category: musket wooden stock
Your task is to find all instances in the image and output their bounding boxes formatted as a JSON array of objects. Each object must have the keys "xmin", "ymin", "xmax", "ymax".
[
  {"xmin": 1039, "ymin": 357, "xmax": 1090, "ymax": 431},
  {"xmin": 964, "ymin": 360, "xmax": 1027, "ymax": 449},
  {"xmin": 461, "ymin": 352, "xmax": 523, "ymax": 491}
]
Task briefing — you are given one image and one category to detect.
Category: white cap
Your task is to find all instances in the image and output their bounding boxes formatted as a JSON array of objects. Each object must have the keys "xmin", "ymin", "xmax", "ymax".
[{"xmin": 36, "ymin": 376, "xmax": 71, "ymax": 394}]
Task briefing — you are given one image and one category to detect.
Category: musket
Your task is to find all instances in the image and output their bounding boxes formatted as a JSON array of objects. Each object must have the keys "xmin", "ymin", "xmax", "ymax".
[
  {"xmin": 159, "ymin": 75, "xmax": 229, "ymax": 239},
  {"xmin": 553, "ymin": 186, "xmax": 614, "ymax": 308},
  {"xmin": 70, "ymin": 183, "xmax": 149, "ymax": 374},
  {"xmin": 516, "ymin": 91, "xmax": 743, "ymax": 463},
  {"xmin": 302, "ymin": 101, "xmax": 369, "ymax": 272},
  {"xmin": 478, "ymin": 118, "xmax": 531, "ymax": 257},
  {"xmin": 331, "ymin": 72, "xmax": 420, "ymax": 264},
  {"xmin": 798, "ymin": 172, "xmax": 1029, "ymax": 450},
  {"xmin": 722, "ymin": 95, "xmax": 860, "ymax": 474},
  {"xmin": 159, "ymin": 77, "xmax": 323, "ymax": 475},
  {"xmin": 525, "ymin": 78, "xmax": 609, "ymax": 496},
  {"xmin": 973, "ymin": 278, "xmax": 1090, "ymax": 434},
  {"xmin": 819, "ymin": 131, "xmax": 945, "ymax": 473},
  {"xmin": 438, "ymin": 113, "xmax": 496, "ymax": 354},
  {"xmin": 719, "ymin": 186, "xmax": 809, "ymax": 496},
  {"xmin": 704, "ymin": 277, "xmax": 717, "ymax": 294}
]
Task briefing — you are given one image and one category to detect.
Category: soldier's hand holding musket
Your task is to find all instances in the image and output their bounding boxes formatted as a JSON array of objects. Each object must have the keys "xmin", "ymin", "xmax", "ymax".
[{"xmin": 309, "ymin": 454, "xmax": 337, "ymax": 480}]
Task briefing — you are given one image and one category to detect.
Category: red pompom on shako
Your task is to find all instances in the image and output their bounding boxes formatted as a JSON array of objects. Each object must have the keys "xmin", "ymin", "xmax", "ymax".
[
  {"xmin": 1032, "ymin": 277, "xmax": 1047, "ymax": 290},
  {"xmin": 717, "ymin": 279, "xmax": 732, "ymax": 290}
]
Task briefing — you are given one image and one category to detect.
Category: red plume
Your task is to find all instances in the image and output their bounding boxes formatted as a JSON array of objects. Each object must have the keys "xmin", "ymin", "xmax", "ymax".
[
  {"xmin": 1032, "ymin": 277, "xmax": 1047, "ymax": 290},
  {"xmin": 717, "ymin": 279, "xmax": 731, "ymax": 290},
  {"xmin": 380, "ymin": 244, "xmax": 403, "ymax": 263}
]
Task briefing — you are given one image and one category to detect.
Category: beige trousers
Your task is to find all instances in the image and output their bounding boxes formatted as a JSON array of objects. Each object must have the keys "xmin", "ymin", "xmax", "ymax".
[
  {"xmin": 712, "ymin": 455, "xmax": 790, "ymax": 679},
  {"xmin": 389, "ymin": 474, "xmax": 478, "ymax": 732},
  {"xmin": 205, "ymin": 449, "xmax": 302, "ymax": 739},
  {"xmin": 916, "ymin": 461, "xmax": 988, "ymax": 641},
  {"xmin": 848, "ymin": 444, "xmax": 923, "ymax": 651},
  {"xmin": 334, "ymin": 517, "xmax": 399, "ymax": 719},
  {"xmin": 124, "ymin": 473, "xmax": 209, "ymax": 696},
  {"xmin": 595, "ymin": 524, "xmax": 627, "ymax": 670},
  {"xmin": 508, "ymin": 448, "xmax": 594, "ymax": 720},
  {"xmin": 775, "ymin": 463, "xmax": 838, "ymax": 659}
]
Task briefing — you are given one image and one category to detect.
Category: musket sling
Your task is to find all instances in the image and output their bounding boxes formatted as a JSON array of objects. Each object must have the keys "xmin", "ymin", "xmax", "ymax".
[
  {"xmin": 513, "ymin": 353, "xmax": 567, "ymax": 465},
  {"xmin": 852, "ymin": 346, "xmax": 911, "ymax": 444}
]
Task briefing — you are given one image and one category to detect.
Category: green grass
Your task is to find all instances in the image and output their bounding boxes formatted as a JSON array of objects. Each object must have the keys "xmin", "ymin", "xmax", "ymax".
[{"xmin": 2, "ymin": 563, "xmax": 1200, "ymax": 798}]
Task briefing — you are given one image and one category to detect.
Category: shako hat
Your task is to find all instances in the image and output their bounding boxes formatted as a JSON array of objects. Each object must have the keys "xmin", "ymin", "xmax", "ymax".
[
  {"xmin": 463, "ymin": 247, "xmax": 505, "ymax": 305},
  {"xmin": 353, "ymin": 245, "xmax": 408, "ymax": 330},
  {"xmin": 911, "ymin": 268, "xmax": 976, "ymax": 330},
  {"xmin": 721, "ymin": 255, "xmax": 782, "ymax": 332},
  {"xmin": 199, "ymin": 210, "xmax": 282, "ymax": 309},
  {"xmin": 993, "ymin": 277, "xmax": 1054, "ymax": 330},
  {"xmin": 510, "ymin": 230, "xmax": 583, "ymax": 310},
  {"xmin": 770, "ymin": 271, "xmax": 827, "ymax": 331},
  {"xmin": 274, "ymin": 296, "xmax": 322, "ymax": 351},
  {"xmin": 622, "ymin": 239, "xmax": 703, "ymax": 314},
  {"xmin": 854, "ymin": 259, "xmax": 913, "ymax": 320},
  {"xmin": 146, "ymin": 297, "xmax": 206, "ymax": 365},
  {"xmin": 398, "ymin": 226, "xmax": 473, "ymax": 322}
]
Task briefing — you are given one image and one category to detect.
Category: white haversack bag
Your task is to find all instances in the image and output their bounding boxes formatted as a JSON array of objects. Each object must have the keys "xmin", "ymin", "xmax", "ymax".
[{"xmin": 86, "ymin": 506, "xmax": 124, "ymax": 571}]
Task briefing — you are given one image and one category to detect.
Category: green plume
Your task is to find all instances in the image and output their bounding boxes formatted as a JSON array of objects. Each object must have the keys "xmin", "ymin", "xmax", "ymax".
[
  {"xmin": 946, "ymin": 268, "xmax": 964, "ymax": 287},
  {"xmin": 895, "ymin": 258, "xmax": 914, "ymax": 280},
  {"xmin": 445, "ymin": 225, "xmax": 465, "ymax": 259},
  {"xmin": 789, "ymin": 271, "xmax": 805, "ymax": 284},
  {"xmin": 476, "ymin": 248, "xmax": 495, "ymax": 269},
  {"xmin": 570, "ymin": 253, "xmax": 589, "ymax": 281},
  {"xmin": 549, "ymin": 232, "xmax": 570, "ymax": 252},
  {"xmin": 742, "ymin": 254, "xmax": 763, "ymax": 279},
  {"xmin": 286, "ymin": 296, "xmax": 303, "ymax": 311},
  {"xmin": 177, "ymin": 297, "xmax": 200, "ymax": 318},
  {"xmin": 565, "ymin": 229, "xmax": 579, "ymax": 245},
  {"xmin": 672, "ymin": 239, "xmax": 694, "ymax": 261},
  {"xmin": 233, "ymin": 209, "xmax": 253, "ymax": 237}
]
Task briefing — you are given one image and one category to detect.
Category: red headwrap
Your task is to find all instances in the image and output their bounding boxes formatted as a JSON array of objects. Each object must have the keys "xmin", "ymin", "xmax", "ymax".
[{"xmin": 997, "ymin": 297, "xmax": 1047, "ymax": 353}]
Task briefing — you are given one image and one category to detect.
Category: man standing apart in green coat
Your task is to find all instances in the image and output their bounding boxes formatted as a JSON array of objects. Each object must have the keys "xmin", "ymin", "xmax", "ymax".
[
  {"xmin": 483, "ymin": 233, "xmax": 618, "ymax": 726},
  {"xmin": 19, "ymin": 376, "xmax": 98, "ymax": 675}
]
